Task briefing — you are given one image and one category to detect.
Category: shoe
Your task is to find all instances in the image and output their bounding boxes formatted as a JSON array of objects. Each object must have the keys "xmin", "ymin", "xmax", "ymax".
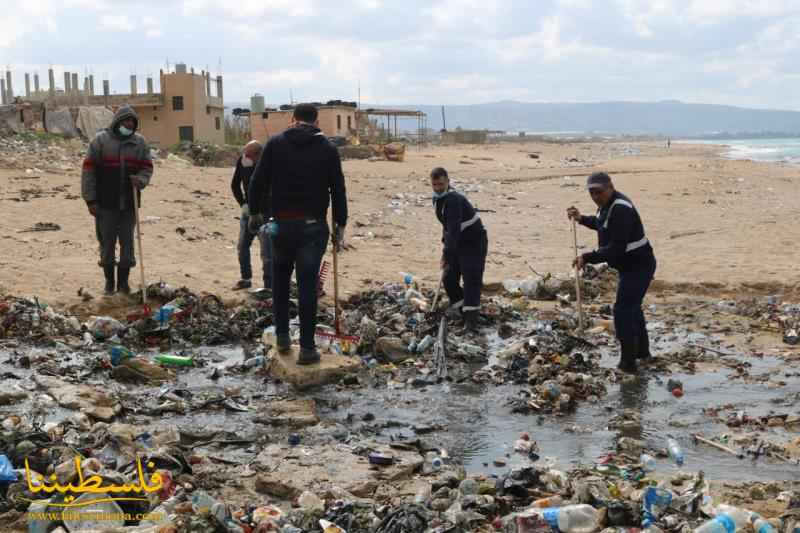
[
  {"xmin": 463, "ymin": 310, "xmax": 479, "ymax": 333},
  {"xmin": 297, "ymin": 348, "xmax": 321, "ymax": 365},
  {"xmin": 617, "ymin": 337, "xmax": 638, "ymax": 374},
  {"xmin": 276, "ymin": 333, "xmax": 291, "ymax": 354},
  {"xmin": 233, "ymin": 279, "xmax": 252, "ymax": 290},
  {"xmin": 103, "ymin": 266, "xmax": 115, "ymax": 295},
  {"xmin": 117, "ymin": 267, "xmax": 131, "ymax": 294},
  {"xmin": 636, "ymin": 331, "xmax": 652, "ymax": 360}
]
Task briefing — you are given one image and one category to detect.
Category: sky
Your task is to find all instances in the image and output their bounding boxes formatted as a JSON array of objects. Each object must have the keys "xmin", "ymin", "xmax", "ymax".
[{"xmin": 1, "ymin": 0, "xmax": 799, "ymax": 109}]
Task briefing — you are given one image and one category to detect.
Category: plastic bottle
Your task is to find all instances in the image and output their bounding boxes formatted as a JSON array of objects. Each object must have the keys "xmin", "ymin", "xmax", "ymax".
[
  {"xmin": 155, "ymin": 304, "xmax": 178, "ymax": 325},
  {"xmin": 399, "ymin": 272, "xmax": 414, "ymax": 286},
  {"xmin": 243, "ymin": 356, "xmax": 266, "ymax": 368},
  {"xmin": 666, "ymin": 438, "xmax": 685, "ymax": 467},
  {"xmin": 263, "ymin": 326, "xmax": 277, "ymax": 347},
  {"xmin": 751, "ymin": 515, "xmax": 776, "ymax": 533},
  {"xmin": 694, "ymin": 515, "xmax": 736, "ymax": 533},
  {"xmin": 417, "ymin": 335, "xmax": 435, "ymax": 353},
  {"xmin": 414, "ymin": 483, "xmax": 431, "ymax": 504},
  {"xmin": 640, "ymin": 453, "xmax": 657, "ymax": 472},
  {"xmin": 715, "ymin": 505, "xmax": 754, "ymax": 530},
  {"xmin": 430, "ymin": 456, "xmax": 443, "ymax": 470},
  {"xmin": 155, "ymin": 354, "xmax": 194, "ymax": 366},
  {"xmin": 540, "ymin": 504, "xmax": 599, "ymax": 533},
  {"xmin": 191, "ymin": 490, "xmax": 218, "ymax": 514},
  {"xmin": 642, "ymin": 487, "xmax": 673, "ymax": 527},
  {"xmin": 109, "ymin": 345, "xmax": 135, "ymax": 366}
]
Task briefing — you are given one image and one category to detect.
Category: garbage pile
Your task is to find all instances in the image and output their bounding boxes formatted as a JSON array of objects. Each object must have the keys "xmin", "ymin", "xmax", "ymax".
[
  {"xmin": 0, "ymin": 134, "xmax": 85, "ymax": 174},
  {"xmin": 169, "ymin": 141, "xmax": 241, "ymax": 167}
]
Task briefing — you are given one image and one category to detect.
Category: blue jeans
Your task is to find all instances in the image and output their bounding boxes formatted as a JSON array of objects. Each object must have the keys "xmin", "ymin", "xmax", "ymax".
[
  {"xmin": 271, "ymin": 220, "xmax": 329, "ymax": 350},
  {"xmin": 614, "ymin": 256, "xmax": 657, "ymax": 341},
  {"xmin": 238, "ymin": 216, "xmax": 273, "ymax": 287}
]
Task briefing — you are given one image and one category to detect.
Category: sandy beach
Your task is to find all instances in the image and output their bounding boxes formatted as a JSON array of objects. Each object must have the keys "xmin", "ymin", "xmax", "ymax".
[{"xmin": 1, "ymin": 139, "xmax": 799, "ymax": 314}]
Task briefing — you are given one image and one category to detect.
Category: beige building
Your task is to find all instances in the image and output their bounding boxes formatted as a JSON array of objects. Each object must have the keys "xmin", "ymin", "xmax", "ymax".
[
  {"xmin": 250, "ymin": 105, "xmax": 358, "ymax": 142},
  {"xmin": 9, "ymin": 64, "xmax": 224, "ymax": 147}
]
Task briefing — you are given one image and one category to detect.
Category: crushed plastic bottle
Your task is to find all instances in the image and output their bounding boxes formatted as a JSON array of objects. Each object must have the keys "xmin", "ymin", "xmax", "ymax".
[
  {"xmin": 640, "ymin": 453, "xmax": 657, "ymax": 472},
  {"xmin": 416, "ymin": 335, "xmax": 435, "ymax": 353},
  {"xmin": 530, "ymin": 495, "xmax": 563, "ymax": 508},
  {"xmin": 109, "ymin": 345, "xmax": 135, "ymax": 366},
  {"xmin": 715, "ymin": 505, "xmax": 756, "ymax": 531},
  {"xmin": 243, "ymin": 356, "xmax": 266, "ymax": 368},
  {"xmin": 263, "ymin": 326, "xmax": 277, "ymax": 347},
  {"xmin": 751, "ymin": 514, "xmax": 776, "ymax": 533},
  {"xmin": 667, "ymin": 438, "xmax": 685, "ymax": 467},
  {"xmin": 694, "ymin": 515, "xmax": 736, "ymax": 533},
  {"xmin": 414, "ymin": 483, "xmax": 431, "ymax": 504},
  {"xmin": 642, "ymin": 487, "xmax": 673, "ymax": 527}
]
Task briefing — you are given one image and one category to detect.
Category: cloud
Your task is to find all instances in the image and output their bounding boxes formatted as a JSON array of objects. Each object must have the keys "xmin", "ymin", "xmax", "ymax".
[{"xmin": 99, "ymin": 14, "xmax": 134, "ymax": 32}]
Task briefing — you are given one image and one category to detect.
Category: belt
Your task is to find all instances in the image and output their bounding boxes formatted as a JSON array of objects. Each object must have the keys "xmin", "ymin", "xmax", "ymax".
[
  {"xmin": 274, "ymin": 216, "xmax": 319, "ymax": 224},
  {"xmin": 626, "ymin": 236, "xmax": 649, "ymax": 252}
]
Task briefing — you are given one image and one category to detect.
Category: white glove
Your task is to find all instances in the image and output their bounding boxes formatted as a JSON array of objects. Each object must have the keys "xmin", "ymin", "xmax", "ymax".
[{"xmin": 241, "ymin": 203, "xmax": 250, "ymax": 217}]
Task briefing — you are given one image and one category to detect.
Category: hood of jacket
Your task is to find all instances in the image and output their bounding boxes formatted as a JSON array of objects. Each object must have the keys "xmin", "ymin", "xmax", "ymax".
[
  {"xmin": 284, "ymin": 123, "xmax": 326, "ymax": 146},
  {"xmin": 110, "ymin": 105, "xmax": 139, "ymax": 138}
]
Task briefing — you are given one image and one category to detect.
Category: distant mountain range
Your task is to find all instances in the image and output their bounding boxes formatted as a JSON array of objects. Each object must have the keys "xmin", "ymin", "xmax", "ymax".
[{"xmin": 227, "ymin": 100, "xmax": 800, "ymax": 137}]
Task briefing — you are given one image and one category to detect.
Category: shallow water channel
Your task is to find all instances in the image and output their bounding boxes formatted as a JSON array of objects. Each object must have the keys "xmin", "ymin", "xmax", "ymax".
[{"xmin": 2, "ymin": 334, "xmax": 799, "ymax": 484}]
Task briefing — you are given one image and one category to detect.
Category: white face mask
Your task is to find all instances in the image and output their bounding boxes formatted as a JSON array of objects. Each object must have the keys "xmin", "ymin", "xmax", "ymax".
[
  {"xmin": 118, "ymin": 125, "xmax": 133, "ymax": 137},
  {"xmin": 241, "ymin": 156, "xmax": 254, "ymax": 168}
]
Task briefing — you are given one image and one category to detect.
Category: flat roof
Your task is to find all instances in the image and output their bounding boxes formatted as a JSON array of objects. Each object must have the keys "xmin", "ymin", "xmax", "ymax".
[{"xmin": 362, "ymin": 108, "xmax": 425, "ymax": 117}]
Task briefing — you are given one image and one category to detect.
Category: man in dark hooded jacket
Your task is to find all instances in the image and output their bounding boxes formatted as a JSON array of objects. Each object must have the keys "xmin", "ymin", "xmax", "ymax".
[
  {"xmin": 248, "ymin": 104, "xmax": 348, "ymax": 365},
  {"xmin": 81, "ymin": 105, "xmax": 153, "ymax": 294}
]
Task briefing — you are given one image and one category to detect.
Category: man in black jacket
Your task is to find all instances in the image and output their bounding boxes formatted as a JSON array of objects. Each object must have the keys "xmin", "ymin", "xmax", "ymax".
[
  {"xmin": 431, "ymin": 167, "xmax": 488, "ymax": 333},
  {"xmin": 231, "ymin": 140, "xmax": 272, "ymax": 290},
  {"xmin": 248, "ymin": 104, "xmax": 348, "ymax": 365},
  {"xmin": 567, "ymin": 172, "xmax": 657, "ymax": 373}
]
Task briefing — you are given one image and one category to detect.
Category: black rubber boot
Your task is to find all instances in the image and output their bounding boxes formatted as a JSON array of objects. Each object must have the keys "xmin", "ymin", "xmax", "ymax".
[
  {"xmin": 297, "ymin": 347, "xmax": 321, "ymax": 365},
  {"xmin": 117, "ymin": 267, "xmax": 131, "ymax": 294},
  {"xmin": 636, "ymin": 329, "xmax": 652, "ymax": 360},
  {"xmin": 463, "ymin": 310, "xmax": 479, "ymax": 333},
  {"xmin": 103, "ymin": 266, "xmax": 115, "ymax": 295},
  {"xmin": 276, "ymin": 333, "xmax": 292, "ymax": 354},
  {"xmin": 617, "ymin": 338, "xmax": 638, "ymax": 374}
]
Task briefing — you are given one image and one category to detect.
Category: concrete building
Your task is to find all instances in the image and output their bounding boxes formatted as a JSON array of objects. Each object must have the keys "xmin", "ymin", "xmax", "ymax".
[
  {"xmin": 8, "ymin": 64, "xmax": 224, "ymax": 146},
  {"xmin": 250, "ymin": 104, "xmax": 358, "ymax": 142}
]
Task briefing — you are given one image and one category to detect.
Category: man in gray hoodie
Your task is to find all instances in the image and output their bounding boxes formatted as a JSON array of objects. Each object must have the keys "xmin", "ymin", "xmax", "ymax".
[{"xmin": 81, "ymin": 105, "xmax": 153, "ymax": 294}]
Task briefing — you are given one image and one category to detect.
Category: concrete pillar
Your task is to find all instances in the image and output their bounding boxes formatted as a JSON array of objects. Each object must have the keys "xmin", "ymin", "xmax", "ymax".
[
  {"xmin": 1, "ymin": 79, "xmax": 6, "ymax": 105},
  {"xmin": 146, "ymin": 77, "xmax": 153, "ymax": 95},
  {"xmin": 103, "ymin": 80, "xmax": 109, "ymax": 106},
  {"xmin": 48, "ymin": 69, "xmax": 55, "ymax": 97},
  {"xmin": 89, "ymin": 75, "xmax": 94, "ymax": 95},
  {"xmin": 83, "ymin": 77, "xmax": 90, "ymax": 104},
  {"xmin": 64, "ymin": 72, "xmax": 71, "ymax": 93},
  {"xmin": 24, "ymin": 73, "xmax": 30, "ymax": 97},
  {"xmin": 217, "ymin": 75, "xmax": 223, "ymax": 102},
  {"xmin": 5, "ymin": 71, "xmax": 12, "ymax": 100},
  {"xmin": 130, "ymin": 75, "xmax": 137, "ymax": 95},
  {"xmin": 71, "ymin": 73, "xmax": 79, "ymax": 95},
  {"xmin": 205, "ymin": 72, "xmax": 211, "ymax": 97},
  {"xmin": 34, "ymin": 73, "xmax": 40, "ymax": 93}
]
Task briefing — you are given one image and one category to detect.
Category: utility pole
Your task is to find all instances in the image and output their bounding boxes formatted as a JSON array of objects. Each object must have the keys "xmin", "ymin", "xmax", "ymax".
[{"xmin": 441, "ymin": 105, "xmax": 447, "ymax": 132}]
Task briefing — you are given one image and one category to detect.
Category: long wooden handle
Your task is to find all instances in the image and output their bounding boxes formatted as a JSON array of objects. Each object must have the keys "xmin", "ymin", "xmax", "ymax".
[
  {"xmin": 572, "ymin": 220, "xmax": 583, "ymax": 330},
  {"xmin": 431, "ymin": 269, "xmax": 444, "ymax": 311},
  {"xmin": 132, "ymin": 183, "xmax": 147, "ymax": 306},
  {"xmin": 332, "ymin": 223, "xmax": 340, "ymax": 335}
]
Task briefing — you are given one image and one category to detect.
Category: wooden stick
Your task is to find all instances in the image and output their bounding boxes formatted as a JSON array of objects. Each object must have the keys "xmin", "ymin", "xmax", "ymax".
[
  {"xmin": 572, "ymin": 220, "xmax": 584, "ymax": 330},
  {"xmin": 332, "ymin": 222, "xmax": 341, "ymax": 335},
  {"xmin": 693, "ymin": 434, "xmax": 744, "ymax": 459},
  {"xmin": 132, "ymin": 182, "xmax": 147, "ymax": 306},
  {"xmin": 431, "ymin": 268, "xmax": 445, "ymax": 312}
]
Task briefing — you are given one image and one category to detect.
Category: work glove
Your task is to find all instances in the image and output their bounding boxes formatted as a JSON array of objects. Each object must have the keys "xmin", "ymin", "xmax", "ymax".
[
  {"xmin": 334, "ymin": 224, "xmax": 346, "ymax": 252},
  {"xmin": 241, "ymin": 203, "xmax": 250, "ymax": 218},
  {"xmin": 248, "ymin": 213, "xmax": 264, "ymax": 235},
  {"xmin": 87, "ymin": 201, "xmax": 97, "ymax": 217}
]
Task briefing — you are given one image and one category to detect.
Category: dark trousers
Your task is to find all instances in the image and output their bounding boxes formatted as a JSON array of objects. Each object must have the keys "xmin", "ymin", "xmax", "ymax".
[
  {"xmin": 238, "ymin": 216, "xmax": 273, "ymax": 287},
  {"xmin": 444, "ymin": 229, "xmax": 488, "ymax": 312},
  {"xmin": 614, "ymin": 256, "xmax": 657, "ymax": 341},
  {"xmin": 271, "ymin": 221, "xmax": 329, "ymax": 350},
  {"xmin": 96, "ymin": 208, "xmax": 135, "ymax": 268}
]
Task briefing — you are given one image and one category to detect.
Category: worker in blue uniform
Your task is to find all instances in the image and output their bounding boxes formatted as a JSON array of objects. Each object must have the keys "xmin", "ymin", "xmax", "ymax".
[
  {"xmin": 567, "ymin": 172, "xmax": 656, "ymax": 373},
  {"xmin": 431, "ymin": 167, "xmax": 488, "ymax": 333}
]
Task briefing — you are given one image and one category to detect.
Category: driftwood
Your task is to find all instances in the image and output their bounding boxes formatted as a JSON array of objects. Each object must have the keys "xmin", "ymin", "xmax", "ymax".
[{"xmin": 693, "ymin": 434, "xmax": 744, "ymax": 459}]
